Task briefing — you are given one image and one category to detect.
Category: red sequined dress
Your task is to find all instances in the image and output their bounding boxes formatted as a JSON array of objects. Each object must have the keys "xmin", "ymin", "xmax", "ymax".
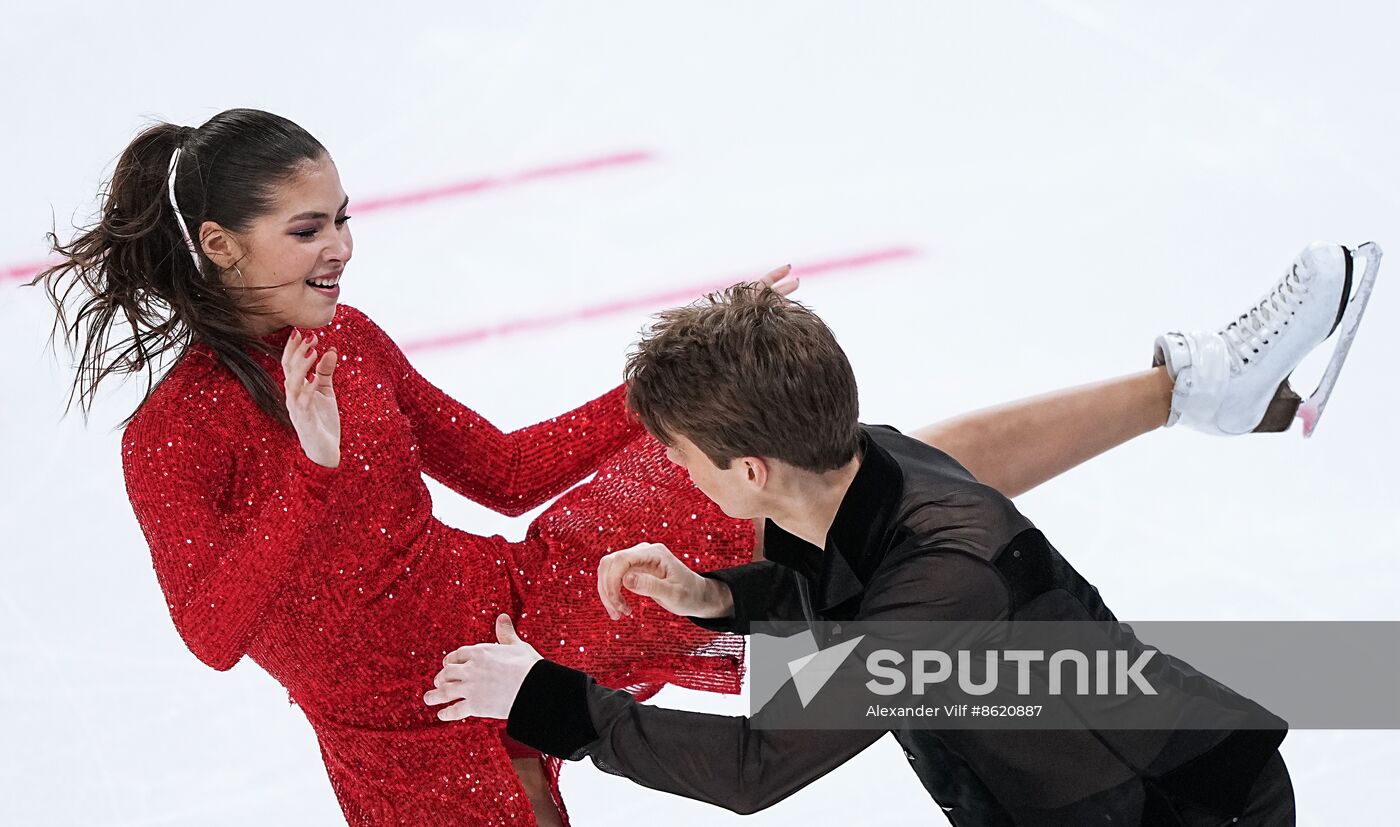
[{"xmin": 121, "ymin": 303, "xmax": 752, "ymax": 825}]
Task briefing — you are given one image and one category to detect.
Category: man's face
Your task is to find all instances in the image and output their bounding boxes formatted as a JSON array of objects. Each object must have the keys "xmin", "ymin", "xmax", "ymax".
[{"xmin": 664, "ymin": 433, "xmax": 765, "ymax": 520}]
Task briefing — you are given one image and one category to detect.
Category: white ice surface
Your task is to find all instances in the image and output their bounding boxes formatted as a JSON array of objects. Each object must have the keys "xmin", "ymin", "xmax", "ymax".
[{"xmin": 2, "ymin": 2, "xmax": 1397, "ymax": 823}]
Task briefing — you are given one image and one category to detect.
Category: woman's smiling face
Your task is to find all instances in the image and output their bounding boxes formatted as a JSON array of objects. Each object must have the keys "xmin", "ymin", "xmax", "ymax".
[{"xmin": 204, "ymin": 154, "xmax": 354, "ymax": 334}]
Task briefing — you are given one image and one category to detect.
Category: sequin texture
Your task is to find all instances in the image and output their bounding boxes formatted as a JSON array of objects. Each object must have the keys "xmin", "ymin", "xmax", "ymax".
[{"xmin": 121, "ymin": 304, "xmax": 752, "ymax": 825}]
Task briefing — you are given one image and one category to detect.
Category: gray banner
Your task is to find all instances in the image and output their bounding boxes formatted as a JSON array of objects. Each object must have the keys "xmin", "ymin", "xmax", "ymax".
[{"xmin": 748, "ymin": 621, "xmax": 1400, "ymax": 730}]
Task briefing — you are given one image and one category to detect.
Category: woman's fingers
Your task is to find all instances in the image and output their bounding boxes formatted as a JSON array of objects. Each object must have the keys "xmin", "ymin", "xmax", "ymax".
[
  {"xmin": 754, "ymin": 265, "xmax": 799, "ymax": 298},
  {"xmin": 771, "ymin": 274, "xmax": 800, "ymax": 297},
  {"xmin": 758, "ymin": 264, "xmax": 792, "ymax": 287},
  {"xmin": 297, "ymin": 335, "xmax": 319, "ymax": 381},
  {"xmin": 281, "ymin": 330, "xmax": 302, "ymax": 394},
  {"xmin": 281, "ymin": 329, "xmax": 300, "ymax": 367},
  {"xmin": 312, "ymin": 348, "xmax": 338, "ymax": 395},
  {"xmin": 283, "ymin": 334, "xmax": 323, "ymax": 407}
]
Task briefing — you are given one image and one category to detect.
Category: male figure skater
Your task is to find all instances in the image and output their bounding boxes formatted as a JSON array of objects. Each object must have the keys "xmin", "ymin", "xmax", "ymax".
[{"xmin": 426, "ymin": 242, "xmax": 1379, "ymax": 824}]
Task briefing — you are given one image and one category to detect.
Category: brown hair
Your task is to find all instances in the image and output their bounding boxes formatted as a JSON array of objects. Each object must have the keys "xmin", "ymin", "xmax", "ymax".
[
  {"xmin": 27, "ymin": 109, "xmax": 328, "ymax": 428},
  {"xmin": 624, "ymin": 282, "xmax": 861, "ymax": 472}
]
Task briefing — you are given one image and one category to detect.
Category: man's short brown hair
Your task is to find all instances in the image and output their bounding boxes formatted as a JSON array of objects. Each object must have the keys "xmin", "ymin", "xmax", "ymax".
[{"xmin": 624, "ymin": 282, "xmax": 861, "ymax": 472}]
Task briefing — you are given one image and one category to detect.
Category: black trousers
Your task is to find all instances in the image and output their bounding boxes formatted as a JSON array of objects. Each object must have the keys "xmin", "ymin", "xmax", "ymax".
[
  {"xmin": 1169, "ymin": 750, "xmax": 1295, "ymax": 826},
  {"xmin": 936, "ymin": 749, "xmax": 1296, "ymax": 826}
]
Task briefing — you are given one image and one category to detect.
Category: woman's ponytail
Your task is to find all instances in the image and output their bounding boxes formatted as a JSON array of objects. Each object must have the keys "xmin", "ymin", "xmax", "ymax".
[
  {"xmin": 31, "ymin": 123, "xmax": 202, "ymax": 424},
  {"xmin": 29, "ymin": 110, "xmax": 327, "ymax": 428}
]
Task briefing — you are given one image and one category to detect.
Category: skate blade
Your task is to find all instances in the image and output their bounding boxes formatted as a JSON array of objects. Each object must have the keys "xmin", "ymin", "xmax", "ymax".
[{"xmin": 1297, "ymin": 241, "xmax": 1383, "ymax": 437}]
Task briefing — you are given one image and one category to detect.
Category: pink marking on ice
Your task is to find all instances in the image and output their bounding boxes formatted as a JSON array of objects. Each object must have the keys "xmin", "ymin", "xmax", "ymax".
[
  {"xmin": 351, "ymin": 151, "xmax": 656, "ymax": 214},
  {"xmin": 400, "ymin": 246, "xmax": 922, "ymax": 354},
  {"xmin": 3, "ymin": 260, "xmax": 50, "ymax": 283}
]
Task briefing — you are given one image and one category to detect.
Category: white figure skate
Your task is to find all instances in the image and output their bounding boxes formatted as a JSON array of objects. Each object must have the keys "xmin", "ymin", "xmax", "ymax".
[{"xmin": 1154, "ymin": 241, "xmax": 1382, "ymax": 437}]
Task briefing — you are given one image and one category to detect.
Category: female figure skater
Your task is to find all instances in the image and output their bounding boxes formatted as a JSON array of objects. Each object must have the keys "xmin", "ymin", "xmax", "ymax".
[{"xmin": 32, "ymin": 108, "xmax": 1370, "ymax": 825}]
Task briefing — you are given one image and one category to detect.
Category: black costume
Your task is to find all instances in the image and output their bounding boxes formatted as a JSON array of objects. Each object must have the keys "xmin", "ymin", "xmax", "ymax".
[{"xmin": 506, "ymin": 425, "xmax": 1295, "ymax": 825}]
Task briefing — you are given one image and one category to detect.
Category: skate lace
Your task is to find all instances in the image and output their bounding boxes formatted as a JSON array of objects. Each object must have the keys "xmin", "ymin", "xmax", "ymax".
[{"xmin": 1219, "ymin": 262, "xmax": 1308, "ymax": 373}]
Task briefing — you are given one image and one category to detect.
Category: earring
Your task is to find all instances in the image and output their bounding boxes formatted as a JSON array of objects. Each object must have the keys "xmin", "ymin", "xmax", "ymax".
[{"xmin": 218, "ymin": 264, "xmax": 246, "ymax": 292}]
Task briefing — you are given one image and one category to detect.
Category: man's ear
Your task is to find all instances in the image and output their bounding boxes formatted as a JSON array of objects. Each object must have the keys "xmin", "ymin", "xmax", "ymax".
[
  {"xmin": 198, "ymin": 220, "xmax": 243, "ymax": 272},
  {"xmin": 744, "ymin": 456, "xmax": 769, "ymax": 488}
]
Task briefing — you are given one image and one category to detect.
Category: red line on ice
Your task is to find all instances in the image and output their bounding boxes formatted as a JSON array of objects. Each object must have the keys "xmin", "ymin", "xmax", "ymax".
[
  {"xmin": 1, "ymin": 261, "xmax": 43, "ymax": 281},
  {"xmin": 350, "ymin": 151, "xmax": 654, "ymax": 214},
  {"xmin": 400, "ymin": 246, "xmax": 922, "ymax": 354},
  {"xmin": 3, "ymin": 150, "xmax": 657, "ymax": 283}
]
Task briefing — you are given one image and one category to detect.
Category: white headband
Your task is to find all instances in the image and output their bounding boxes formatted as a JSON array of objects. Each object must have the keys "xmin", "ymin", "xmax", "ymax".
[{"xmin": 165, "ymin": 146, "xmax": 203, "ymax": 272}]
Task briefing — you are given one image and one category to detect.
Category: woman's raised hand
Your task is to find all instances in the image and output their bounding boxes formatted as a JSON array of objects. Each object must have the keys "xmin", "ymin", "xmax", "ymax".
[
  {"xmin": 758, "ymin": 264, "xmax": 800, "ymax": 297},
  {"xmin": 281, "ymin": 329, "xmax": 341, "ymax": 468}
]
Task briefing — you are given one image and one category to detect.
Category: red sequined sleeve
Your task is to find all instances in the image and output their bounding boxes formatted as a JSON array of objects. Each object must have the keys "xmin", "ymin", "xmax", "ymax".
[
  {"xmin": 349, "ymin": 306, "xmax": 644, "ymax": 516},
  {"xmin": 121, "ymin": 413, "xmax": 340, "ymax": 671},
  {"xmin": 400, "ymin": 381, "xmax": 642, "ymax": 517}
]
